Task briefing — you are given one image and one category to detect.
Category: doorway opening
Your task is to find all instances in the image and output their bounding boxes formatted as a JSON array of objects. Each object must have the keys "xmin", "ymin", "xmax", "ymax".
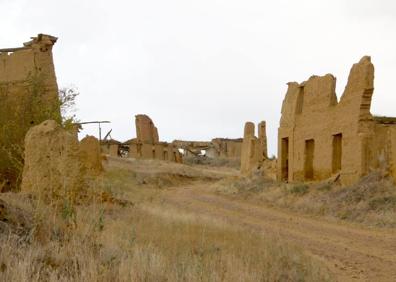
[
  {"xmin": 281, "ymin": 137, "xmax": 289, "ymax": 181},
  {"xmin": 332, "ymin": 133, "xmax": 342, "ymax": 173},
  {"xmin": 304, "ymin": 139, "xmax": 315, "ymax": 180}
]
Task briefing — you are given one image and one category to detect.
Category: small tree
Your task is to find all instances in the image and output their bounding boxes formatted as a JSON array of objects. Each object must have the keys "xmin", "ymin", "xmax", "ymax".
[{"xmin": 58, "ymin": 86, "xmax": 80, "ymax": 126}]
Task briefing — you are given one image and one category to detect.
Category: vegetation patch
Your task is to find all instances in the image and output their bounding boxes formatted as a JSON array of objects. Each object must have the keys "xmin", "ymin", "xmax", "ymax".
[
  {"xmin": 217, "ymin": 171, "xmax": 396, "ymax": 227},
  {"xmin": 0, "ymin": 165, "xmax": 333, "ymax": 281}
]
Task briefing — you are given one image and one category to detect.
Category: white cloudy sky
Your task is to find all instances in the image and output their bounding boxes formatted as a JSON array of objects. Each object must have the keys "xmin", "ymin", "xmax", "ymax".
[{"xmin": 1, "ymin": 0, "xmax": 396, "ymax": 156}]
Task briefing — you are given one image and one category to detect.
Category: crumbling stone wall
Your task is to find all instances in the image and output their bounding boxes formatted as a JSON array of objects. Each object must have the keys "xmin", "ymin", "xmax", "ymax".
[
  {"xmin": 21, "ymin": 120, "xmax": 83, "ymax": 204},
  {"xmin": 277, "ymin": 56, "xmax": 396, "ymax": 185},
  {"xmin": 0, "ymin": 34, "xmax": 61, "ymax": 190},
  {"xmin": 240, "ymin": 121, "xmax": 268, "ymax": 175},
  {"xmin": 80, "ymin": 135, "xmax": 103, "ymax": 174}
]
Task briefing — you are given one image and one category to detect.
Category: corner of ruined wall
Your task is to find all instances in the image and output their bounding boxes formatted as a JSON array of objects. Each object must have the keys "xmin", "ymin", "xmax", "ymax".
[
  {"xmin": 277, "ymin": 82, "xmax": 300, "ymax": 182},
  {"xmin": 0, "ymin": 34, "xmax": 61, "ymax": 121}
]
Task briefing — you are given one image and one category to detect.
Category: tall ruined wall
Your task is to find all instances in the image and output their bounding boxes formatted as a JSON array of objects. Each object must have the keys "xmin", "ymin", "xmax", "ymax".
[
  {"xmin": 135, "ymin": 114, "xmax": 159, "ymax": 144},
  {"xmin": 240, "ymin": 121, "xmax": 268, "ymax": 175},
  {"xmin": 240, "ymin": 122, "xmax": 258, "ymax": 175},
  {"xmin": 0, "ymin": 34, "xmax": 61, "ymax": 190},
  {"xmin": 257, "ymin": 121, "xmax": 268, "ymax": 162},
  {"xmin": 277, "ymin": 56, "xmax": 393, "ymax": 185}
]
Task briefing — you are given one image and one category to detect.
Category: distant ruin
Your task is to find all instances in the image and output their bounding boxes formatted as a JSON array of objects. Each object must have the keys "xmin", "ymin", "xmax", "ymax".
[
  {"xmin": 135, "ymin": 114, "xmax": 159, "ymax": 144},
  {"xmin": 0, "ymin": 34, "xmax": 61, "ymax": 190},
  {"xmin": 174, "ymin": 138, "xmax": 243, "ymax": 160},
  {"xmin": 210, "ymin": 138, "xmax": 243, "ymax": 159},
  {"xmin": 278, "ymin": 56, "xmax": 396, "ymax": 185},
  {"xmin": 241, "ymin": 121, "xmax": 268, "ymax": 175},
  {"xmin": 127, "ymin": 115, "xmax": 182, "ymax": 163}
]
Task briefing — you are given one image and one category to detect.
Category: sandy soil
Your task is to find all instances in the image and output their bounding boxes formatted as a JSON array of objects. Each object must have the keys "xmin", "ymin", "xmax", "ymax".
[
  {"xmin": 106, "ymin": 157, "xmax": 396, "ymax": 281},
  {"xmin": 161, "ymin": 182, "xmax": 396, "ymax": 282}
]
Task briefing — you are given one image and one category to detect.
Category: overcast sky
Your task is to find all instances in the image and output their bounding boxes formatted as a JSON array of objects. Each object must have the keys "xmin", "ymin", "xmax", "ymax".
[{"xmin": 1, "ymin": 0, "xmax": 396, "ymax": 156}]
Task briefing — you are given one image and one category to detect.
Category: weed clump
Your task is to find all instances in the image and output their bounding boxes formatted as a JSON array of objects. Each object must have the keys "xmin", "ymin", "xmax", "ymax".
[{"xmin": 289, "ymin": 184, "xmax": 309, "ymax": 195}]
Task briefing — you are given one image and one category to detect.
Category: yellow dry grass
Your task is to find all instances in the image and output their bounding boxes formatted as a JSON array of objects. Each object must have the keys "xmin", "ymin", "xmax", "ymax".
[
  {"xmin": 216, "ymin": 171, "xmax": 396, "ymax": 227},
  {"xmin": 0, "ymin": 159, "xmax": 333, "ymax": 281}
]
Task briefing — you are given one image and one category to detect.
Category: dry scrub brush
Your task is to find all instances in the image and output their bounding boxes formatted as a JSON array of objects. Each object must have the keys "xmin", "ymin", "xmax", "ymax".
[
  {"xmin": 217, "ymin": 171, "xmax": 396, "ymax": 227},
  {"xmin": 0, "ymin": 165, "xmax": 333, "ymax": 282}
]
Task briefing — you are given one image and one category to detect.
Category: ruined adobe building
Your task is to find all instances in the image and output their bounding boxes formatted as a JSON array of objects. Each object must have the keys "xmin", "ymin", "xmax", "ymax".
[
  {"xmin": 278, "ymin": 56, "xmax": 396, "ymax": 185},
  {"xmin": 172, "ymin": 140, "xmax": 212, "ymax": 157},
  {"xmin": 241, "ymin": 121, "xmax": 268, "ymax": 175},
  {"xmin": 128, "ymin": 115, "xmax": 182, "ymax": 163},
  {"xmin": 173, "ymin": 138, "xmax": 243, "ymax": 160},
  {"xmin": 0, "ymin": 34, "xmax": 61, "ymax": 190}
]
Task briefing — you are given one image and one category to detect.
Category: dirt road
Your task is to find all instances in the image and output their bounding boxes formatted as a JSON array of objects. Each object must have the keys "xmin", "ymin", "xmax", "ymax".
[{"xmin": 162, "ymin": 183, "xmax": 396, "ymax": 282}]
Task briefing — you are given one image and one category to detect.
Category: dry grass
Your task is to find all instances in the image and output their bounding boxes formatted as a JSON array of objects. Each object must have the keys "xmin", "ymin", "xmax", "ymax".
[
  {"xmin": 217, "ymin": 171, "xmax": 396, "ymax": 227},
  {"xmin": 183, "ymin": 155, "xmax": 241, "ymax": 169},
  {"xmin": 0, "ymin": 161, "xmax": 333, "ymax": 282}
]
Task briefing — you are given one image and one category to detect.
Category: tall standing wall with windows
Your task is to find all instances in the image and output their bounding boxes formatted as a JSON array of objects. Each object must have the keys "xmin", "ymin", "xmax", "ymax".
[{"xmin": 277, "ymin": 56, "xmax": 396, "ymax": 185}]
